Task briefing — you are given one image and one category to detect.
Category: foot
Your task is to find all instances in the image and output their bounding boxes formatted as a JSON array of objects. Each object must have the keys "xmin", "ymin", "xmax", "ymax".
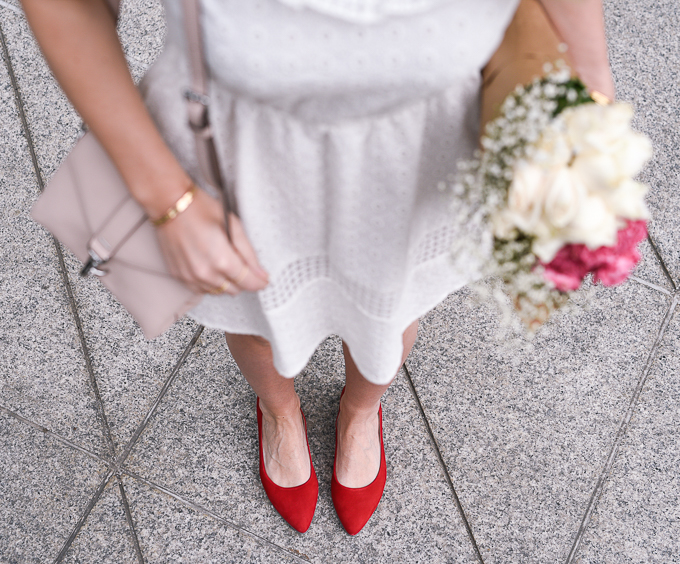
[
  {"xmin": 259, "ymin": 397, "xmax": 311, "ymax": 488},
  {"xmin": 335, "ymin": 395, "xmax": 381, "ymax": 488}
]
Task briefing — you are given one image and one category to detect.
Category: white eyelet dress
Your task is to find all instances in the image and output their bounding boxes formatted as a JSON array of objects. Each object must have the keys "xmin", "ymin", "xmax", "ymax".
[{"xmin": 141, "ymin": 0, "xmax": 519, "ymax": 384}]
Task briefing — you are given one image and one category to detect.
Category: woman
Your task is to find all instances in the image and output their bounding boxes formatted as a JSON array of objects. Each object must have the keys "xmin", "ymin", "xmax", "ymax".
[{"xmin": 23, "ymin": 0, "xmax": 614, "ymax": 535}]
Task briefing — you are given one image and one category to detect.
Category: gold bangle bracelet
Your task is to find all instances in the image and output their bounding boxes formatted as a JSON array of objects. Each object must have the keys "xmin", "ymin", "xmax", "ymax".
[{"xmin": 151, "ymin": 184, "xmax": 197, "ymax": 227}]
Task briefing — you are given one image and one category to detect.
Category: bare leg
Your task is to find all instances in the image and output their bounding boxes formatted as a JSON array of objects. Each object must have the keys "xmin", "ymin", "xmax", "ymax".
[
  {"xmin": 335, "ymin": 320, "xmax": 419, "ymax": 487},
  {"xmin": 225, "ymin": 333, "xmax": 310, "ymax": 487}
]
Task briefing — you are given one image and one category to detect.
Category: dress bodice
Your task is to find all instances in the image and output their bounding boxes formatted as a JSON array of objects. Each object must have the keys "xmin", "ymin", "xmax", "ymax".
[{"xmin": 161, "ymin": 0, "xmax": 519, "ymax": 121}]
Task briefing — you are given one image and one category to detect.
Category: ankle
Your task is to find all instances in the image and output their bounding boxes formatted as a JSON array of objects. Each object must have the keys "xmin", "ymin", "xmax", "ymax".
[
  {"xmin": 259, "ymin": 394, "xmax": 301, "ymax": 421},
  {"xmin": 338, "ymin": 394, "xmax": 380, "ymax": 425}
]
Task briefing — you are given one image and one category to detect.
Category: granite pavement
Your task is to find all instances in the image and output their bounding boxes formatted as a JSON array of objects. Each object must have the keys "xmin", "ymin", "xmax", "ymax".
[{"xmin": 1, "ymin": 0, "xmax": 678, "ymax": 562}]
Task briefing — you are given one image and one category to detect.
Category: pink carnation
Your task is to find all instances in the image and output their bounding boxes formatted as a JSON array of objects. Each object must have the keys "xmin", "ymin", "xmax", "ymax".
[
  {"xmin": 541, "ymin": 220, "xmax": 647, "ymax": 292},
  {"xmin": 541, "ymin": 247, "xmax": 590, "ymax": 291}
]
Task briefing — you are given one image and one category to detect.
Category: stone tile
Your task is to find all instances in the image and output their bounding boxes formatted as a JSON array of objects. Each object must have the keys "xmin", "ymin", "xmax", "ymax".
[
  {"xmin": 62, "ymin": 479, "xmax": 140, "ymax": 564},
  {"xmin": 406, "ymin": 280, "xmax": 670, "ymax": 563},
  {"xmin": 118, "ymin": 0, "xmax": 167, "ymax": 83},
  {"xmin": 121, "ymin": 475, "xmax": 305, "ymax": 563},
  {"xmin": 1, "ymin": 5, "xmax": 197, "ymax": 452},
  {"xmin": 0, "ymin": 7, "xmax": 81, "ymax": 179},
  {"xmin": 0, "ymin": 41, "xmax": 108, "ymax": 455},
  {"xmin": 124, "ymin": 330, "xmax": 479, "ymax": 563},
  {"xmin": 0, "ymin": 411, "xmax": 110, "ymax": 564},
  {"xmin": 604, "ymin": 0, "xmax": 680, "ymax": 285},
  {"xmin": 576, "ymin": 304, "xmax": 680, "ymax": 563}
]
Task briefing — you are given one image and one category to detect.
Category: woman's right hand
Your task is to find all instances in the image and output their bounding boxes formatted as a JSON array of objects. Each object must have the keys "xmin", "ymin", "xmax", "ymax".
[{"xmin": 155, "ymin": 188, "xmax": 269, "ymax": 295}]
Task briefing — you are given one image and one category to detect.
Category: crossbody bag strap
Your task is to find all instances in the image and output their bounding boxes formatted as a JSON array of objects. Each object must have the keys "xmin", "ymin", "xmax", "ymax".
[{"xmin": 181, "ymin": 0, "xmax": 236, "ymax": 239}]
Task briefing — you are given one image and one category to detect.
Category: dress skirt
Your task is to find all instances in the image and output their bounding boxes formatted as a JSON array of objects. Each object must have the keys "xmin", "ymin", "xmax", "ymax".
[{"xmin": 141, "ymin": 0, "xmax": 520, "ymax": 383}]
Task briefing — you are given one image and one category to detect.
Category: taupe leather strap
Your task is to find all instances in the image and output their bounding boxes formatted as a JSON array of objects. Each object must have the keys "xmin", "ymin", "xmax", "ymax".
[
  {"xmin": 89, "ymin": 198, "xmax": 147, "ymax": 265},
  {"xmin": 181, "ymin": 0, "xmax": 236, "ymax": 238},
  {"xmin": 182, "ymin": 0, "xmax": 207, "ymax": 115}
]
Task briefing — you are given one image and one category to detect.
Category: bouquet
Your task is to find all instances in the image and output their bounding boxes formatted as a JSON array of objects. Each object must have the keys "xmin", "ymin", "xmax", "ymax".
[{"xmin": 453, "ymin": 64, "xmax": 652, "ymax": 332}]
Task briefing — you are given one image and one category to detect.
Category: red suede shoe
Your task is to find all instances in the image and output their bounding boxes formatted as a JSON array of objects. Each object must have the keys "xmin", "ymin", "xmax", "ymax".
[
  {"xmin": 257, "ymin": 398, "xmax": 318, "ymax": 533},
  {"xmin": 331, "ymin": 393, "xmax": 386, "ymax": 536}
]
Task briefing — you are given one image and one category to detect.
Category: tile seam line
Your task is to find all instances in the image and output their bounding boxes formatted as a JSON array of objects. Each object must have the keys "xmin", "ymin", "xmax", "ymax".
[
  {"xmin": 402, "ymin": 364, "xmax": 486, "ymax": 564},
  {"xmin": 629, "ymin": 275, "xmax": 672, "ymax": 296},
  {"xmin": 115, "ymin": 325, "xmax": 204, "ymax": 467},
  {"xmin": 53, "ymin": 240, "xmax": 118, "ymax": 458},
  {"xmin": 0, "ymin": 19, "xmax": 42, "ymax": 191},
  {"xmin": 116, "ymin": 475, "xmax": 146, "ymax": 564},
  {"xmin": 121, "ymin": 469, "xmax": 311, "ymax": 563},
  {"xmin": 0, "ymin": 2, "xmax": 22, "ymax": 15},
  {"xmin": 0, "ymin": 20, "xmax": 118, "ymax": 459},
  {"xmin": 646, "ymin": 233, "xmax": 677, "ymax": 291},
  {"xmin": 565, "ymin": 294, "xmax": 679, "ymax": 563},
  {"xmin": 53, "ymin": 470, "xmax": 115, "ymax": 564},
  {"xmin": 0, "ymin": 404, "xmax": 112, "ymax": 467}
]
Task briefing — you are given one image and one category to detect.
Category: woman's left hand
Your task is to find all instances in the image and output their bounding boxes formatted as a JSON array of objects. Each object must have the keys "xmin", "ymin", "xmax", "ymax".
[{"xmin": 539, "ymin": 0, "xmax": 615, "ymax": 100}]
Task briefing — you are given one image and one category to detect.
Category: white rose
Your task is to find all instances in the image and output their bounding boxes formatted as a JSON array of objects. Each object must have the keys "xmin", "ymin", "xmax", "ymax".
[
  {"xmin": 564, "ymin": 103, "xmax": 633, "ymax": 154},
  {"xmin": 602, "ymin": 179, "xmax": 650, "ymax": 220},
  {"xmin": 543, "ymin": 167, "xmax": 586, "ymax": 228},
  {"xmin": 504, "ymin": 162, "xmax": 549, "ymax": 234},
  {"xmin": 571, "ymin": 152, "xmax": 620, "ymax": 190},
  {"xmin": 565, "ymin": 194, "xmax": 619, "ymax": 249},
  {"xmin": 612, "ymin": 131, "xmax": 653, "ymax": 178}
]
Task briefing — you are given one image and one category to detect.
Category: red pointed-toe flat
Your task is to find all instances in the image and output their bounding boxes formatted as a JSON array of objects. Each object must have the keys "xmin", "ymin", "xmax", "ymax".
[
  {"xmin": 257, "ymin": 398, "xmax": 318, "ymax": 533},
  {"xmin": 331, "ymin": 393, "xmax": 386, "ymax": 536}
]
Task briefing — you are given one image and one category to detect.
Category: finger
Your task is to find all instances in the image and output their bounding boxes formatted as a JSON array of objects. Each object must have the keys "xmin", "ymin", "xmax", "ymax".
[
  {"xmin": 207, "ymin": 278, "xmax": 239, "ymax": 296},
  {"xmin": 201, "ymin": 232, "xmax": 259, "ymax": 293},
  {"xmin": 227, "ymin": 214, "xmax": 269, "ymax": 283},
  {"xmin": 220, "ymin": 253, "xmax": 266, "ymax": 293},
  {"xmin": 174, "ymin": 212, "xmax": 245, "ymax": 295},
  {"xmin": 183, "ymin": 258, "xmax": 234, "ymax": 295},
  {"xmin": 165, "ymin": 234, "xmax": 236, "ymax": 296},
  {"xmin": 193, "ymin": 247, "xmax": 244, "ymax": 295}
]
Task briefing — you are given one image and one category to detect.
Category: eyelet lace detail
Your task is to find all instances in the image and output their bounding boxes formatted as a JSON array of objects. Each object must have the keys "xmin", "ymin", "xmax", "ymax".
[{"xmin": 259, "ymin": 222, "xmax": 462, "ymax": 317}]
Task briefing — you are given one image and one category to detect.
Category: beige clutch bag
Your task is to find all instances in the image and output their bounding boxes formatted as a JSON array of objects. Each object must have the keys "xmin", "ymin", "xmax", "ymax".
[
  {"xmin": 31, "ymin": 0, "xmax": 228, "ymax": 339},
  {"xmin": 31, "ymin": 132, "xmax": 201, "ymax": 338}
]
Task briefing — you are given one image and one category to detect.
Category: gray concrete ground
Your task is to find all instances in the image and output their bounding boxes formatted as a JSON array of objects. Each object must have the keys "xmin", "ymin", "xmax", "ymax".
[{"xmin": 0, "ymin": 0, "xmax": 678, "ymax": 562}]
